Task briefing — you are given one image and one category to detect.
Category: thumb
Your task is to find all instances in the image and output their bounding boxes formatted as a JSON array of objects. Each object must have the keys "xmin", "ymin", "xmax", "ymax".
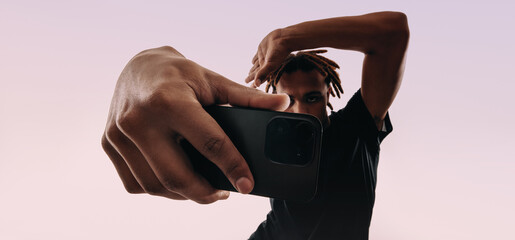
[{"xmin": 217, "ymin": 81, "xmax": 289, "ymax": 111}]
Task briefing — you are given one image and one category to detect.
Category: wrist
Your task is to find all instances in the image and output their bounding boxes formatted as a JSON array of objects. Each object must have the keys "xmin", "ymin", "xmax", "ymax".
[
  {"xmin": 280, "ymin": 26, "xmax": 301, "ymax": 52},
  {"xmin": 280, "ymin": 24, "xmax": 321, "ymax": 52}
]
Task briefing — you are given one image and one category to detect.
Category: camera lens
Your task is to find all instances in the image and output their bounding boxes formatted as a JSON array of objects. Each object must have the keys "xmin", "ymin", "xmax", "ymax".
[
  {"xmin": 266, "ymin": 117, "xmax": 316, "ymax": 166},
  {"xmin": 269, "ymin": 118, "xmax": 290, "ymax": 137},
  {"xmin": 295, "ymin": 121, "xmax": 315, "ymax": 143}
]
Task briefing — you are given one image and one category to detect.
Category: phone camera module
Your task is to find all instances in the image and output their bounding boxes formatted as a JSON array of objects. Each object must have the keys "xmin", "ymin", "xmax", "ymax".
[{"xmin": 265, "ymin": 117, "xmax": 316, "ymax": 166}]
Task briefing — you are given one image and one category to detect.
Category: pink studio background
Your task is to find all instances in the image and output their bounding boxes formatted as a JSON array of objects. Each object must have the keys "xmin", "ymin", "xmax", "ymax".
[{"xmin": 1, "ymin": 0, "xmax": 514, "ymax": 239}]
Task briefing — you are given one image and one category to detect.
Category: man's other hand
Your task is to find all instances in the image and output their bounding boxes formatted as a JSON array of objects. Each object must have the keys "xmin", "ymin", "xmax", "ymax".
[{"xmin": 245, "ymin": 29, "xmax": 292, "ymax": 88}]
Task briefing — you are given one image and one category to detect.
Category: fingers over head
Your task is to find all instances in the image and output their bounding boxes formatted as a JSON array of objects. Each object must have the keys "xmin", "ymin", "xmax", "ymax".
[
  {"xmin": 254, "ymin": 64, "xmax": 278, "ymax": 86},
  {"xmin": 245, "ymin": 64, "xmax": 259, "ymax": 83},
  {"xmin": 245, "ymin": 73, "xmax": 256, "ymax": 84}
]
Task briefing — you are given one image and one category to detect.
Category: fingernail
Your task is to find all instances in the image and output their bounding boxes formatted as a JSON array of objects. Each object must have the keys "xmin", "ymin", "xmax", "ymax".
[{"xmin": 235, "ymin": 177, "xmax": 252, "ymax": 194}]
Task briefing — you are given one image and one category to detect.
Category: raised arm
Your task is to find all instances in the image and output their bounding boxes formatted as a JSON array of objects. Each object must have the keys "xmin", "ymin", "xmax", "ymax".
[{"xmin": 246, "ymin": 11, "xmax": 410, "ymax": 129}]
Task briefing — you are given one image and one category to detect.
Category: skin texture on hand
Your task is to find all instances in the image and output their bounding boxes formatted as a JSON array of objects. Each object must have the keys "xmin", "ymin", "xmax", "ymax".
[{"xmin": 102, "ymin": 46, "xmax": 289, "ymax": 204}]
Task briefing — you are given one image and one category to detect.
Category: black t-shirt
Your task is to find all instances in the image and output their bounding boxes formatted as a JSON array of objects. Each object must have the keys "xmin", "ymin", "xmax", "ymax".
[{"xmin": 249, "ymin": 89, "xmax": 393, "ymax": 240}]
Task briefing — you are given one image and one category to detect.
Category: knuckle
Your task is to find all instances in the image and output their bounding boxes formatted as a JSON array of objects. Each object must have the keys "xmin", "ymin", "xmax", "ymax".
[
  {"xmin": 145, "ymin": 90, "xmax": 174, "ymax": 112},
  {"xmin": 223, "ymin": 160, "xmax": 245, "ymax": 179},
  {"xmin": 105, "ymin": 124, "xmax": 124, "ymax": 144},
  {"xmin": 161, "ymin": 177, "xmax": 187, "ymax": 193},
  {"xmin": 101, "ymin": 134, "xmax": 111, "ymax": 151},
  {"xmin": 242, "ymin": 85, "xmax": 260, "ymax": 96},
  {"xmin": 143, "ymin": 89, "xmax": 195, "ymax": 117},
  {"xmin": 202, "ymin": 135, "xmax": 226, "ymax": 157},
  {"xmin": 116, "ymin": 107, "xmax": 144, "ymax": 135}
]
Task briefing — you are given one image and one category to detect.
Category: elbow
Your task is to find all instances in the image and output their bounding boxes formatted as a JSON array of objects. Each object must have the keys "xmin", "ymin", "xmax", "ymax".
[
  {"xmin": 391, "ymin": 12, "xmax": 410, "ymax": 41},
  {"xmin": 368, "ymin": 11, "xmax": 409, "ymax": 54},
  {"xmin": 383, "ymin": 12, "xmax": 410, "ymax": 45}
]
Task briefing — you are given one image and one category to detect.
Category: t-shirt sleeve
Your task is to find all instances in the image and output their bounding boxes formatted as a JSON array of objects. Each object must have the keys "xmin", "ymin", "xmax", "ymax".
[{"xmin": 331, "ymin": 88, "xmax": 393, "ymax": 144}]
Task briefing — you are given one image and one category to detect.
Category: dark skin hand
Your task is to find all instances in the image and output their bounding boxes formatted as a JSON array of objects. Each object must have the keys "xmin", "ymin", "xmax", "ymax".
[
  {"xmin": 102, "ymin": 46, "xmax": 289, "ymax": 204},
  {"xmin": 246, "ymin": 11, "xmax": 410, "ymax": 130}
]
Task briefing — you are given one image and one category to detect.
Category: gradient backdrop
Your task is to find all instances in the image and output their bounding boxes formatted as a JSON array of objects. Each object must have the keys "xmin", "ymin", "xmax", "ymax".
[{"xmin": 1, "ymin": 0, "xmax": 514, "ymax": 239}]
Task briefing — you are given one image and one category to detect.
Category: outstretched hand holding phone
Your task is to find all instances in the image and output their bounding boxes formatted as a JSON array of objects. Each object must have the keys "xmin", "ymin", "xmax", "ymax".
[
  {"xmin": 101, "ymin": 46, "xmax": 289, "ymax": 204},
  {"xmin": 101, "ymin": 11, "xmax": 409, "ymax": 239}
]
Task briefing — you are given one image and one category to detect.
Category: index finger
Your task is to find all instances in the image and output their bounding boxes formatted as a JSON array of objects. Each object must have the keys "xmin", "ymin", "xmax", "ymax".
[{"xmin": 174, "ymin": 101, "xmax": 254, "ymax": 194}]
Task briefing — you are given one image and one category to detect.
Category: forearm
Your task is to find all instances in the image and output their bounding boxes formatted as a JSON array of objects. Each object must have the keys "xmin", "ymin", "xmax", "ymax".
[
  {"xmin": 280, "ymin": 11, "xmax": 409, "ymax": 54},
  {"xmin": 280, "ymin": 12, "xmax": 410, "ymax": 126}
]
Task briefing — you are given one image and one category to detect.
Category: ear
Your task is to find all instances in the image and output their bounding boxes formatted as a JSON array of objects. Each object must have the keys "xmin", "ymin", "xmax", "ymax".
[{"xmin": 327, "ymin": 86, "xmax": 332, "ymax": 98}]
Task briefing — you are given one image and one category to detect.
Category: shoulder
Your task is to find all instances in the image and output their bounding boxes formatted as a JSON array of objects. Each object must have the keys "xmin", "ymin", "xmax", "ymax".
[{"xmin": 329, "ymin": 89, "xmax": 393, "ymax": 143}]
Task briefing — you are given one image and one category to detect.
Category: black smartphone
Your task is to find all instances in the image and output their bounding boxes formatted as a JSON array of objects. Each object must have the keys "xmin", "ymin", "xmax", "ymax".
[{"xmin": 181, "ymin": 105, "xmax": 323, "ymax": 202}]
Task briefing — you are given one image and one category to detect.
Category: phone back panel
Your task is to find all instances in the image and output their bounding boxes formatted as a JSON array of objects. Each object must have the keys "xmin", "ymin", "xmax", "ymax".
[{"xmin": 182, "ymin": 105, "xmax": 323, "ymax": 202}]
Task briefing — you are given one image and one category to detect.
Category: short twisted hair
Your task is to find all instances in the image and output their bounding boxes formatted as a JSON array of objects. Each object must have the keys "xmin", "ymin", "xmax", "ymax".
[{"xmin": 263, "ymin": 49, "xmax": 343, "ymax": 110}]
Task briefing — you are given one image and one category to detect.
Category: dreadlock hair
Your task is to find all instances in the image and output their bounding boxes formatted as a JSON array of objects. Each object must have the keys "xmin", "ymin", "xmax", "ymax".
[{"xmin": 264, "ymin": 49, "xmax": 343, "ymax": 110}]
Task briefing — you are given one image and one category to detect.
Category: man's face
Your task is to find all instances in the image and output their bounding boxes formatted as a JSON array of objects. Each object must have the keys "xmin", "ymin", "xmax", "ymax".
[{"xmin": 276, "ymin": 69, "xmax": 331, "ymax": 127}]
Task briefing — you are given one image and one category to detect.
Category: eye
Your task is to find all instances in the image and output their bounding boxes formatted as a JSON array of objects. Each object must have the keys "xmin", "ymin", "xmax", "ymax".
[
  {"xmin": 289, "ymin": 96, "xmax": 295, "ymax": 106},
  {"xmin": 306, "ymin": 96, "xmax": 320, "ymax": 103}
]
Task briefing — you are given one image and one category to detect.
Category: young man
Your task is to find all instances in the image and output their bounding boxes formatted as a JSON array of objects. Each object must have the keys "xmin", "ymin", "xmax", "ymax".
[
  {"xmin": 249, "ymin": 50, "xmax": 395, "ymax": 239},
  {"xmin": 102, "ymin": 11, "xmax": 409, "ymax": 239}
]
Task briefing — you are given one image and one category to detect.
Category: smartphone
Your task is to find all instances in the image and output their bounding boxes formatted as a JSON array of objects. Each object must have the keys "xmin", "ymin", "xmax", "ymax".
[{"xmin": 181, "ymin": 105, "xmax": 323, "ymax": 202}]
